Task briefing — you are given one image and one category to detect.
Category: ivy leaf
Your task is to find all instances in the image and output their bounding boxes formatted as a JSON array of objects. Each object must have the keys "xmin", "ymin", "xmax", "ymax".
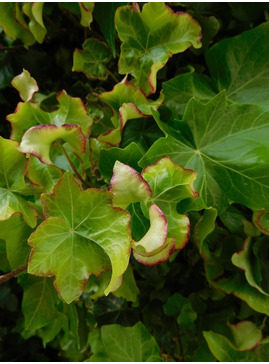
[
  {"xmin": 115, "ymin": 2, "xmax": 201, "ymax": 95},
  {"xmin": 23, "ymin": 3, "xmax": 47, "ymax": 44},
  {"xmin": 19, "ymin": 275, "xmax": 59, "ymax": 331},
  {"xmin": 94, "ymin": 3, "xmax": 127, "ymax": 58},
  {"xmin": 11, "ymin": 69, "xmax": 39, "ymax": 102},
  {"xmin": 18, "ymin": 124, "xmax": 86, "ymax": 165},
  {"xmin": 0, "ymin": 137, "xmax": 37, "ymax": 227},
  {"xmin": 206, "ymin": 22, "xmax": 269, "ymax": 107},
  {"xmin": 142, "ymin": 156, "xmax": 198, "ymax": 250},
  {"xmin": 73, "ymin": 38, "xmax": 111, "ymax": 80},
  {"xmin": 28, "ymin": 171, "xmax": 131, "ymax": 303},
  {"xmin": 253, "ymin": 210, "xmax": 269, "ymax": 235},
  {"xmin": 109, "ymin": 161, "xmax": 152, "ymax": 209},
  {"xmin": 0, "ymin": 214, "xmax": 32, "ymax": 270},
  {"xmin": 26, "ymin": 155, "xmax": 63, "ymax": 193},
  {"xmin": 88, "ymin": 322, "xmax": 162, "ymax": 362},
  {"xmin": 140, "ymin": 93, "xmax": 269, "ymax": 213},
  {"xmin": 79, "ymin": 2, "xmax": 94, "ymax": 28},
  {"xmin": 8, "ymin": 90, "xmax": 93, "ymax": 141},
  {"xmin": 0, "ymin": 3, "xmax": 35, "ymax": 46},
  {"xmin": 99, "ymin": 142, "xmax": 144, "ymax": 182},
  {"xmin": 99, "ymin": 77, "xmax": 163, "ymax": 130}
]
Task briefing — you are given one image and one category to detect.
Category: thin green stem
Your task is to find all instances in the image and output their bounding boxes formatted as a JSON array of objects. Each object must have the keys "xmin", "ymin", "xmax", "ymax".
[
  {"xmin": 105, "ymin": 67, "xmax": 120, "ymax": 83},
  {"xmin": 0, "ymin": 264, "xmax": 28, "ymax": 284},
  {"xmin": 58, "ymin": 143, "xmax": 90, "ymax": 189}
]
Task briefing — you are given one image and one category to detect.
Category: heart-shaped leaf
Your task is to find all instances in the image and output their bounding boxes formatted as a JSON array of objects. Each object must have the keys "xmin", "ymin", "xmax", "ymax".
[{"xmin": 28, "ymin": 171, "xmax": 132, "ymax": 303}]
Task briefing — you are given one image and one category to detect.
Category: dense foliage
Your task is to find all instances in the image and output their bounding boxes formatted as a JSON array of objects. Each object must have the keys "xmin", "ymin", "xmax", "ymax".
[{"xmin": 1, "ymin": 2, "xmax": 269, "ymax": 361}]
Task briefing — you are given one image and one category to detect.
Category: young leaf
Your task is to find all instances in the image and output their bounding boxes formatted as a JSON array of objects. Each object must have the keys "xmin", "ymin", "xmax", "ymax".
[
  {"xmin": 109, "ymin": 160, "xmax": 152, "ymax": 209},
  {"xmin": 18, "ymin": 124, "xmax": 86, "ymax": 165},
  {"xmin": 23, "ymin": 3, "xmax": 47, "ymax": 44},
  {"xmin": 115, "ymin": 2, "xmax": 201, "ymax": 95},
  {"xmin": 78, "ymin": 2, "xmax": 94, "ymax": 28},
  {"xmin": 28, "ymin": 171, "xmax": 132, "ymax": 303},
  {"xmin": 253, "ymin": 210, "xmax": 269, "ymax": 235},
  {"xmin": 142, "ymin": 156, "xmax": 198, "ymax": 249},
  {"xmin": 133, "ymin": 238, "xmax": 175, "ymax": 266},
  {"xmin": 0, "ymin": 137, "xmax": 37, "ymax": 227},
  {"xmin": 140, "ymin": 93, "xmax": 269, "ymax": 213},
  {"xmin": 8, "ymin": 90, "xmax": 93, "ymax": 141},
  {"xmin": 73, "ymin": 38, "xmax": 111, "ymax": 80},
  {"xmin": 11, "ymin": 69, "xmax": 39, "ymax": 102}
]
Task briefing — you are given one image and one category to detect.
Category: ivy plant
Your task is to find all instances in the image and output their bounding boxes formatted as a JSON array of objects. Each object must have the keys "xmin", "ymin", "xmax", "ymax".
[{"xmin": 1, "ymin": 2, "xmax": 269, "ymax": 361}]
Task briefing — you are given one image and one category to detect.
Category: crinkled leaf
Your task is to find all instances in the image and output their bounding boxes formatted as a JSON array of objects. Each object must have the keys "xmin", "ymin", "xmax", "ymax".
[
  {"xmin": 99, "ymin": 77, "xmax": 163, "ymax": 130},
  {"xmin": 26, "ymin": 155, "xmax": 63, "ymax": 193},
  {"xmin": 253, "ymin": 210, "xmax": 269, "ymax": 235},
  {"xmin": 0, "ymin": 214, "xmax": 32, "ymax": 269},
  {"xmin": 109, "ymin": 160, "xmax": 152, "ymax": 209},
  {"xmin": 0, "ymin": 3, "xmax": 35, "ymax": 46},
  {"xmin": 134, "ymin": 204, "xmax": 168, "ymax": 254},
  {"xmin": 28, "ymin": 171, "xmax": 131, "ymax": 303},
  {"xmin": 0, "ymin": 137, "xmax": 37, "ymax": 227},
  {"xmin": 99, "ymin": 142, "xmax": 143, "ymax": 182},
  {"xmin": 79, "ymin": 2, "xmax": 94, "ymax": 28},
  {"xmin": 142, "ymin": 156, "xmax": 197, "ymax": 249},
  {"xmin": 140, "ymin": 92, "xmax": 269, "ymax": 213},
  {"xmin": 18, "ymin": 124, "xmax": 85, "ymax": 165},
  {"xmin": 11, "ymin": 69, "xmax": 39, "ymax": 102},
  {"xmin": 133, "ymin": 238, "xmax": 175, "ymax": 266},
  {"xmin": 23, "ymin": 3, "xmax": 46, "ymax": 44},
  {"xmin": 89, "ymin": 322, "xmax": 162, "ymax": 362},
  {"xmin": 115, "ymin": 2, "xmax": 201, "ymax": 95},
  {"xmin": 73, "ymin": 38, "xmax": 111, "ymax": 80},
  {"xmin": 19, "ymin": 275, "xmax": 59, "ymax": 331},
  {"xmin": 8, "ymin": 90, "xmax": 93, "ymax": 141}
]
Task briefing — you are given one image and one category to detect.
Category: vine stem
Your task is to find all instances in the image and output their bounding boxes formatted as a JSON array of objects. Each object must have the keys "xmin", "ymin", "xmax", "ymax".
[
  {"xmin": 0, "ymin": 264, "xmax": 28, "ymax": 284},
  {"xmin": 0, "ymin": 44, "xmax": 25, "ymax": 51},
  {"xmin": 105, "ymin": 67, "xmax": 120, "ymax": 83},
  {"xmin": 58, "ymin": 143, "xmax": 90, "ymax": 189}
]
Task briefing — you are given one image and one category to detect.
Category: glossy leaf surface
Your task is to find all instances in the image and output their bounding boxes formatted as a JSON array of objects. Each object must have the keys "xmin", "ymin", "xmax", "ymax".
[
  {"xmin": 140, "ymin": 93, "xmax": 269, "ymax": 212},
  {"xmin": 28, "ymin": 172, "xmax": 132, "ymax": 303}
]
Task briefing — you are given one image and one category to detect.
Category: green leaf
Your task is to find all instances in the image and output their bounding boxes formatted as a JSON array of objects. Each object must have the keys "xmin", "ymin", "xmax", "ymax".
[
  {"xmin": 193, "ymin": 208, "xmax": 218, "ymax": 260},
  {"xmin": 206, "ymin": 22, "xmax": 269, "ymax": 106},
  {"xmin": 142, "ymin": 156, "xmax": 198, "ymax": 249},
  {"xmin": 0, "ymin": 214, "xmax": 32, "ymax": 269},
  {"xmin": 11, "ymin": 69, "xmax": 39, "ymax": 102},
  {"xmin": 140, "ymin": 92, "xmax": 269, "ymax": 212},
  {"xmin": 253, "ymin": 210, "xmax": 269, "ymax": 235},
  {"xmin": 28, "ymin": 171, "xmax": 132, "ymax": 303},
  {"xmin": 99, "ymin": 77, "xmax": 163, "ymax": 130},
  {"xmin": 113, "ymin": 265, "xmax": 139, "ymax": 302},
  {"xmin": 0, "ymin": 3, "xmax": 35, "ymax": 46},
  {"xmin": 109, "ymin": 161, "xmax": 152, "ymax": 209},
  {"xmin": 89, "ymin": 322, "xmax": 162, "ymax": 362},
  {"xmin": 26, "ymin": 155, "xmax": 63, "ymax": 193},
  {"xmin": 99, "ymin": 142, "xmax": 144, "ymax": 182},
  {"xmin": 73, "ymin": 38, "xmax": 111, "ymax": 80},
  {"xmin": 228, "ymin": 321, "xmax": 262, "ymax": 351},
  {"xmin": 78, "ymin": 2, "xmax": 94, "ymax": 28},
  {"xmin": 23, "ymin": 3, "xmax": 47, "ymax": 44},
  {"xmin": 93, "ymin": 3, "xmax": 127, "ymax": 58},
  {"xmin": 19, "ymin": 275, "xmax": 59, "ymax": 331},
  {"xmin": 18, "ymin": 124, "xmax": 85, "ymax": 165},
  {"xmin": 115, "ymin": 2, "xmax": 201, "ymax": 95},
  {"xmin": 163, "ymin": 70, "xmax": 216, "ymax": 117},
  {"xmin": 133, "ymin": 237, "xmax": 175, "ymax": 266},
  {"xmin": 164, "ymin": 293, "xmax": 197, "ymax": 326},
  {"xmin": 0, "ymin": 137, "xmax": 37, "ymax": 227},
  {"xmin": 7, "ymin": 90, "xmax": 93, "ymax": 141}
]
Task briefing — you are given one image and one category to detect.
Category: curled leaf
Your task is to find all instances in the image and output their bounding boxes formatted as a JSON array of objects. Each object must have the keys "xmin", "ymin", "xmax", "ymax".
[{"xmin": 11, "ymin": 69, "xmax": 39, "ymax": 102}]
